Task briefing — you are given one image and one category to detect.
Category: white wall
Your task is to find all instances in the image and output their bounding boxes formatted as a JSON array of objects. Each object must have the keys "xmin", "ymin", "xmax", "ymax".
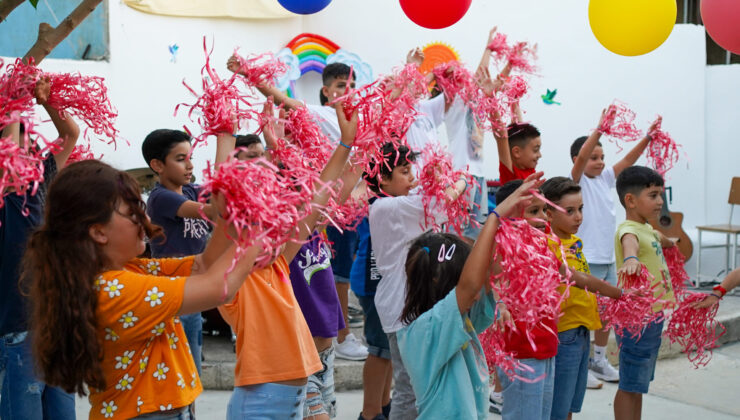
[{"xmin": 5, "ymin": 0, "xmax": 713, "ymax": 230}]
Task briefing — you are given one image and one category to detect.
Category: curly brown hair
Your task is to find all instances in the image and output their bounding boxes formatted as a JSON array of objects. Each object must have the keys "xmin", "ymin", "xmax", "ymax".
[{"xmin": 21, "ymin": 160, "xmax": 162, "ymax": 396}]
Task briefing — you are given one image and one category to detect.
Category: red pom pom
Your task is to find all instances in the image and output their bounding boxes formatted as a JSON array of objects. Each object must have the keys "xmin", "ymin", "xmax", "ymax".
[
  {"xmin": 232, "ymin": 51, "xmax": 289, "ymax": 88},
  {"xmin": 64, "ymin": 142, "xmax": 103, "ymax": 164},
  {"xmin": 506, "ymin": 42, "xmax": 538, "ymax": 74},
  {"xmin": 598, "ymin": 102, "xmax": 643, "ymax": 150},
  {"xmin": 665, "ymin": 292, "xmax": 726, "ymax": 368},
  {"xmin": 479, "ymin": 326, "xmax": 540, "ymax": 381},
  {"xmin": 647, "ymin": 117, "xmax": 683, "ymax": 177},
  {"xmin": 663, "ymin": 246, "xmax": 689, "ymax": 297}
]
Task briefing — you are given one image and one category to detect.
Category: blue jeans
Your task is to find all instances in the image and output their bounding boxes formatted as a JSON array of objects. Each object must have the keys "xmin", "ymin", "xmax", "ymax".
[
  {"xmin": 551, "ymin": 327, "xmax": 590, "ymax": 420},
  {"xmin": 227, "ymin": 382, "xmax": 306, "ymax": 419},
  {"xmin": 0, "ymin": 331, "xmax": 75, "ymax": 420},
  {"xmin": 462, "ymin": 175, "xmax": 487, "ymax": 240},
  {"xmin": 589, "ymin": 263, "xmax": 617, "ymax": 286},
  {"xmin": 305, "ymin": 347, "xmax": 336, "ymax": 418},
  {"xmin": 180, "ymin": 313, "xmax": 203, "ymax": 374},
  {"xmin": 497, "ymin": 357, "xmax": 555, "ymax": 420},
  {"xmin": 616, "ymin": 319, "xmax": 664, "ymax": 394}
]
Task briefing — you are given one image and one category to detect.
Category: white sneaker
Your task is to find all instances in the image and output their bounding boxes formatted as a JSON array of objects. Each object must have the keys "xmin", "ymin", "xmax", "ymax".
[
  {"xmin": 587, "ymin": 370, "xmax": 603, "ymax": 389},
  {"xmin": 334, "ymin": 333, "xmax": 368, "ymax": 361},
  {"xmin": 488, "ymin": 390, "xmax": 503, "ymax": 414},
  {"xmin": 589, "ymin": 357, "xmax": 620, "ymax": 382}
]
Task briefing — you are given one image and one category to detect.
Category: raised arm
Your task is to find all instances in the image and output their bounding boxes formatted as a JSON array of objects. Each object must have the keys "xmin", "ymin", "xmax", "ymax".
[
  {"xmin": 492, "ymin": 109, "xmax": 513, "ymax": 173},
  {"xmin": 227, "ymin": 54, "xmax": 305, "ymax": 110},
  {"xmin": 35, "ymin": 77, "xmax": 80, "ymax": 168},
  {"xmin": 612, "ymin": 118, "xmax": 659, "ymax": 176},
  {"xmin": 456, "ymin": 172, "xmax": 544, "ymax": 313},
  {"xmin": 571, "ymin": 110, "xmax": 606, "ymax": 183}
]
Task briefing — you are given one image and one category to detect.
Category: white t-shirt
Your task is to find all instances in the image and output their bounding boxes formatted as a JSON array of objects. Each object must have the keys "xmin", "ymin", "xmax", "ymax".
[
  {"xmin": 306, "ymin": 104, "xmax": 340, "ymax": 145},
  {"xmin": 445, "ymin": 97, "xmax": 484, "ymax": 177},
  {"xmin": 405, "ymin": 95, "xmax": 446, "ymax": 164},
  {"xmin": 369, "ymin": 193, "xmax": 446, "ymax": 333},
  {"xmin": 574, "ymin": 166, "xmax": 617, "ymax": 264}
]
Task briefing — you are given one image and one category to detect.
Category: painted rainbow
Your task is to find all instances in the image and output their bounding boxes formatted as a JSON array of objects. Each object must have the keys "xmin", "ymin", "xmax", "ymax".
[{"xmin": 284, "ymin": 33, "xmax": 341, "ymax": 98}]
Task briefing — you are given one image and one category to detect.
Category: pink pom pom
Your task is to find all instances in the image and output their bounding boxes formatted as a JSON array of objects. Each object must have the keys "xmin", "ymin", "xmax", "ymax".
[
  {"xmin": 663, "ymin": 246, "xmax": 689, "ymax": 297},
  {"xmin": 598, "ymin": 102, "xmax": 643, "ymax": 149},
  {"xmin": 0, "ymin": 58, "xmax": 41, "ymax": 119},
  {"xmin": 506, "ymin": 42, "xmax": 537, "ymax": 74},
  {"xmin": 599, "ymin": 264, "xmax": 666, "ymax": 340},
  {"xmin": 487, "ymin": 33, "xmax": 510, "ymax": 56},
  {"xmin": 479, "ymin": 326, "xmax": 539, "ymax": 381},
  {"xmin": 281, "ymin": 106, "xmax": 333, "ymax": 169},
  {"xmin": 503, "ymin": 75, "xmax": 528, "ymax": 103},
  {"xmin": 0, "ymin": 135, "xmax": 45, "ymax": 203},
  {"xmin": 417, "ymin": 144, "xmax": 475, "ymax": 235},
  {"xmin": 665, "ymin": 292, "xmax": 726, "ymax": 368},
  {"xmin": 232, "ymin": 51, "xmax": 288, "ymax": 88},
  {"xmin": 44, "ymin": 71, "xmax": 122, "ymax": 147},
  {"xmin": 64, "ymin": 142, "xmax": 103, "ymax": 164},
  {"xmin": 646, "ymin": 117, "xmax": 683, "ymax": 177},
  {"xmin": 491, "ymin": 219, "xmax": 568, "ymax": 348}
]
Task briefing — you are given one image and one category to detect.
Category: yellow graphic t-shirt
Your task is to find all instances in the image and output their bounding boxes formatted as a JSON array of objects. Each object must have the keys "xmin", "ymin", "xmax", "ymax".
[
  {"xmin": 615, "ymin": 220, "xmax": 676, "ymax": 312},
  {"xmin": 549, "ymin": 235, "xmax": 602, "ymax": 332},
  {"xmin": 90, "ymin": 257, "xmax": 201, "ymax": 419}
]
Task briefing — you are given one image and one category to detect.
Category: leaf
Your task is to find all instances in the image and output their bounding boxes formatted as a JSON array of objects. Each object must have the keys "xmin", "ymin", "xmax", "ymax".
[{"xmin": 29, "ymin": 0, "xmax": 39, "ymax": 8}]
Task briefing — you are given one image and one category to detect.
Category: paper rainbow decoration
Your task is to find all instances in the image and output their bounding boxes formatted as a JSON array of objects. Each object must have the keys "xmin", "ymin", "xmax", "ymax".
[{"xmin": 275, "ymin": 33, "xmax": 372, "ymax": 98}]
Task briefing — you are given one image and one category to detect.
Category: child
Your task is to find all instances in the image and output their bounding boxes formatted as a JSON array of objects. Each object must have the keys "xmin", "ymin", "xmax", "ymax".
[
  {"xmin": 396, "ymin": 175, "xmax": 542, "ymax": 420},
  {"xmin": 142, "ymin": 129, "xmax": 224, "ymax": 376},
  {"xmin": 367, "ymin": 142, "xmax": 468, "ymax": 419},
  {"xmin": 540, "ymin": 177, "xmax": 628, "ymax": 420},
  {"xmin": 495, "ymin": 122, "xmax": 542, "ymax": 184},
  {"xmin": 21, "ymin": 159, "xmax": 261, "ymax": 419},
  {"xmin": 570, "ymin": 115, "xmax": 658, "ymax": 385},
  {"xmin": 217, "ymin": 104, "xmax": 357, "ymax": 419},
  {"xmin": 234, "ymin": 134, "xmax": 265, "ymax": 160},
  {"xmin": 613, "ymin": 166, "xmax": 676, "ymax": 420},
  {"xmin": 0, "ymin": 77, "xmax": 79, "ymax": 420}
]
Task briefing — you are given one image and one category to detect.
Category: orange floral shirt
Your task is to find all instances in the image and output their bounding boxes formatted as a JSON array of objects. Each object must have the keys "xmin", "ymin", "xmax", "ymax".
[{"xmin": 90, "ymin": 257, "xmax": 202, "ymax": 419}]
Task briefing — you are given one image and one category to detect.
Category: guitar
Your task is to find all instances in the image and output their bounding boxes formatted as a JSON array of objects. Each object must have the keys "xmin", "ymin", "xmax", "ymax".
[{"xmin": 649, "ymin": 187, "xmax": 693, "ymax": 260}]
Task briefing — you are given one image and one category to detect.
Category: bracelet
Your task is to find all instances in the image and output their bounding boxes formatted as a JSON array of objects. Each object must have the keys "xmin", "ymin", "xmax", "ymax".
[
  {"xmin": 623, "ymin": 256, "xmax": 639, "ymax": 263},
  {"xmin": 619, "ymin": 288, "xmax": 624, "ymax": 299},
  {"xmin": 710, "ymin": 292, "xmax": 723, "ymax": 300},
  {"xmin": 713, "ymin": 284, "xmax": 728, "ymax": 297},
  {"xmin": 339, "ymin": 140, "xmax": 352, "ymax": 150},
  {"xmin": 491, "ymin": 209, "xmax": 501, "ymax": 219}
]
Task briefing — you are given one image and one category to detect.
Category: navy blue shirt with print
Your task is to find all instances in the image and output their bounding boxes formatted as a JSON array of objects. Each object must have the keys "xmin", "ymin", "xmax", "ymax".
[
  {"xmin": 146, "ymin": 183, "xmax": 210, "ymax": 258},
  {"xmin": 0, "ymin": 158, "xmax": 56, "ymax": 336}
]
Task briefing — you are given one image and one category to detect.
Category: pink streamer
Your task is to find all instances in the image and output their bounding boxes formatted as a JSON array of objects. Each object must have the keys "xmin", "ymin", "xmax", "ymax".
[
  {"xmin": 665, "ymin": 292, "xmax": 726, "ymax": 368},
  {"xmin": 598, "ymin": 102, "xmax": 643, "ymax": 150},
  {"xmin": 663, "ymin": 246, "xmax": 689, "ymax": 297},
  {"xmin": 479, "ymin": 327, "xmax": 538, "ymax": 382},
  {"xmin": 506, "ymin": 42, "xmax": 538, "ymax": 74},
  {"xmin": 64, "ymin": 142, "xmax": 103, "ymax": 164},
  {"xmin": 487, "ymin": 33, "xmax": 510, "ymax": 56},
  {"xmin": 232, "ymin": 51, "xmax": 288, "ymax": 88},
  {"xmin": 647, "ymin": 117, "xmax": 683, "ymax": 177}
]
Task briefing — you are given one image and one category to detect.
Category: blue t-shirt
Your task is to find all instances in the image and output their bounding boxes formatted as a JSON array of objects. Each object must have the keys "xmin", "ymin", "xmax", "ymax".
[
  {"xmin": 0, "ymin": 158, "xmax": 57, "ymax": 336},
  {"xmin": 397, "ymin": 288, "xmax": 495, "ymax": 420},
  {"xmin": 349, "ymin": 217, "xmax": 381, "ymax": 297},
  {"xmin": 146, "ymin": 183, "xmax": 210, "ymax": 258}
]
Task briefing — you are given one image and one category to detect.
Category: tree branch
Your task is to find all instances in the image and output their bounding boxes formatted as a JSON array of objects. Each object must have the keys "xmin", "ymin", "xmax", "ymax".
[
  {"xmin": 23, "ymin": 0, "xmax": 103, "ymax": 65},
  {"xmin": 0, "ymin": 0, "xmax": 25, "ymax": 24}
]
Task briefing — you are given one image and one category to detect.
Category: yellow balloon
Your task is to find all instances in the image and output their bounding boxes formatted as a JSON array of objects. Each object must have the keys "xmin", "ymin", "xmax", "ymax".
[{"xmin": 589, "ymin": 0, "xmax": 677, "ymax": 56}]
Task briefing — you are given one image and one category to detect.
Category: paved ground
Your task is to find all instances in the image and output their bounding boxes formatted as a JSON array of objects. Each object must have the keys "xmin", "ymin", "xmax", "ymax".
[{"xmin": 75, "ymin": 341, "xmax": 740, "ymax": 419}]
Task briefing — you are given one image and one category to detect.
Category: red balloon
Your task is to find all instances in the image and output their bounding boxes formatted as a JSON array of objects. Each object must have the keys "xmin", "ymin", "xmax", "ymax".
[
  {"xmin": 400, "ymin": 0, "xmax": 473, "ymax": 29},
  {"xmin": 701, "ymin": 0, "xmax": 740, "ymax": 55}
]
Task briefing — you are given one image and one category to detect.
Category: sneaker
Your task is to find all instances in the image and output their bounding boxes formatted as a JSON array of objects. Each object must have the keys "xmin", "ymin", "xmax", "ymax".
[
  {"xmin": 589, "ymin": 357, "xmax": 620, "ymax": 382},
  {"xmin": 334, "ymin": 333, "xmax": 369, "ymax": 361},
  {"xmin": 348, "ymin": 304, "xmax": 365, "ymax": 328},
  {"xmin": 489, "ymin": 390, "xmax": 503, "ymax": 414},
  {"xmin": 587, "ymin": 370, "xmax": 603, "ymax": 389}
]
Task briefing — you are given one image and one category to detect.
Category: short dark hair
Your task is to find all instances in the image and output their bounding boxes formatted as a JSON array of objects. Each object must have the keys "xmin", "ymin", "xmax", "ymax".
[
  {"xmin": 495, "ymin": 180, "xmax": 523, "ymax": 205},
  {"xmin": 235, "ymin": 134, "xmax": 262, "ymax": 149},
  {"xmin": 363, "ymin": 142, "xmax": 417, "ymax": 194},
  {"xmin": 320, "ymin": 63, "xmax": 355, "ymax": 105},
  {"xmin": 141, "ymin": 129, "xmax": 191, "ymax": 169},
  {"xmin": 541, "ymin": 176, "xmax": 581, "ymax": 205},
  {"xmin": 507, "ymin": 123, "xmax": 541, "ymax": 150},
  {"xmin": 616, "ymin": 166, "xmax": 664, "ymax": 206},
  {"xmin": 570, "ymin": 136, "xmax": 602, "ymax": 160},
  {"xmin": 402, "ymin": 232, "xmax": 472, "ymax": 325}
]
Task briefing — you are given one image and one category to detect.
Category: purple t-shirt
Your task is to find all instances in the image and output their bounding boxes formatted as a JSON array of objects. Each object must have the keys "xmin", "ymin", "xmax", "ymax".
[
  {"xmin": 289, "ymin": 233, "xmax": 345, "ymax": 338},
  {"xmin": 146, "ymin": 183, "xmax": 210, "ymax": 258}
]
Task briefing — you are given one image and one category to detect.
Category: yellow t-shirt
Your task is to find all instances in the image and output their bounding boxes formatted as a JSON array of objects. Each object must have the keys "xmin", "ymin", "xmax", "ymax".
[
  {"xmin": 90, "ymin": 256, "xmax": 201, "ymax": 419},
  {"xmin": 549, "ymin": 235, "xmax": 602, "ymax": 332},
  {"xmin": 218, "ymin": 256, "xmax": 321, "ymax": 386},
  {"xmin": 615, "ymin": 220, "xmax": 676, "ymax": 312}
]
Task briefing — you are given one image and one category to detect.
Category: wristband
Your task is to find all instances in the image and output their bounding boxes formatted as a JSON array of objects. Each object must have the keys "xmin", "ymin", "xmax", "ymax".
[
  {"xmin": 623, "ymin": 256, "xmax": 639, "ymax": 263},
  {"xmin": 619, "ymin": 288, "xmax": 624, "ymax": 299},
  {"xmin": 339, "ymin": 140, "xmax": 352, "ymax": 150},
  {"xmin": 710, "ymin": 292, "xmax": 723, "ymax": 300},
  {"xmin": 491, "ymin": 209, "xmax": 501, "ymax": 219},
  {"xmin": 713, "ymin": 284, "xmax": 728, "ymax": 297}
]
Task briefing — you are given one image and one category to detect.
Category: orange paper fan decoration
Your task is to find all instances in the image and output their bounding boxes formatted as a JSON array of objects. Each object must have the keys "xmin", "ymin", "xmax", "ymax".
[{"xmin": 419, "ymin": 42, "xmax": 460, "ymax": 74}]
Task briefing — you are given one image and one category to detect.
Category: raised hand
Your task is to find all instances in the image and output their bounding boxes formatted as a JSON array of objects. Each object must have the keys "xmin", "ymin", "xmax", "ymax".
[{"xmin": 406, "ymin": 47, "xmax": 424, "ymax": 66}]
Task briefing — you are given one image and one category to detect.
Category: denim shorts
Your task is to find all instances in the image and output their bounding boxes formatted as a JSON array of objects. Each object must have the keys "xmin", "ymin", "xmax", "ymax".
[
  {"xmin": 326, "ymin": 226, "xmax": 358, "ymax": 282},
  {"xmin": 497, "ymin": 357, "xmax": 554, "ymax": 420},
  {"xmin": 551, "ymin": 327, "xmax": 590, "ymax": 420},
  {"xmin": 305, "ymin": 347, "xmax": 337, "ymax": 418},
  {"xmin": 357, "ymin": 294, "xmax": 391, "ymax": 360},
  {"xmin": 461, "ymin": 175, "xmax": 487, "ymax": 240},
  {"xmin": 589, "ymin": 263, "xmax": 617, "ymax": 286},
  {"xmin": 227, "ymin": 382, "xmax": 306, "ymax": 419},
  {"xmin": 616, "ymin": 318, "xmax": 664, "ymax": 394}
]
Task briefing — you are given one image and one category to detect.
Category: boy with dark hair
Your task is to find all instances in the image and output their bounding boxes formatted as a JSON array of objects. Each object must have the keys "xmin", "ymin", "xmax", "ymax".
[
  {"xmin": 234, "ymin": 133, "xmax": 265, "ymax": 160},
  {"xmin": 142, "ymin": 128, "xmax": 232, "ymax": 376},
  {"xmin": 366, "ymin": 142, "xmax": 468, "ymax": 419},
  {"xmin": 613, "ymin": 166, "xmax": 676, "ymax": 420},
  {"xmin": 495, "ymin": 121, "xmax": 542, "ymax": 184},
  {"xmin": 570, "ymin": 116, "xmax": 657, "ymax": 386}
]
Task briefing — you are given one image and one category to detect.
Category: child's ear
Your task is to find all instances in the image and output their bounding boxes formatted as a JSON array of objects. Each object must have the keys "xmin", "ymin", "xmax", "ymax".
[
  {"xmin": 624, "ymin": 192, "xmax": 636, "ymax": 209},
  {"xmin": 89, "ymin": 224, "xmax": 108, "ymax": 245},
  {"xmin": 149, "ymin": 159, "xmax": 165, "ymax": 174},
  {"xmin": 511, "ymin": 146, "xmax": 522, "ymax": 159},
  {"xmin": 378, "ymin": 172, "xmax": 392, "ymax": 190},
  {"xmin": 321, "ymin": 85, "xmax": 332, "ymax": 101}
]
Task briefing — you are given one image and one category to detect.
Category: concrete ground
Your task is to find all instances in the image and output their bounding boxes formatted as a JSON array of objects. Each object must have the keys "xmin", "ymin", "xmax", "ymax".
[{"xmin": 75, "ymin": 341, "xmax": 740, "ymax": 419}]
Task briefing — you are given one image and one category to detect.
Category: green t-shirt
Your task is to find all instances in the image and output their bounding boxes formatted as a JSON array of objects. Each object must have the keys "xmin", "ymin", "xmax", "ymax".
[{"xmin": 615, "ymin": 220, "xmax": 676, "ymax": 311}]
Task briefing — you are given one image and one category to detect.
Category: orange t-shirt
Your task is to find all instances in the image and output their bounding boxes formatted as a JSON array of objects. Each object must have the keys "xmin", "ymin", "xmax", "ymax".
[
  {"xmin": 218, "ymin": 256, "xmax": 321, "ymax": 386},
  {"xmin": 90, "ymin": 257, "xmax": 202, "ymax": 419}
]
